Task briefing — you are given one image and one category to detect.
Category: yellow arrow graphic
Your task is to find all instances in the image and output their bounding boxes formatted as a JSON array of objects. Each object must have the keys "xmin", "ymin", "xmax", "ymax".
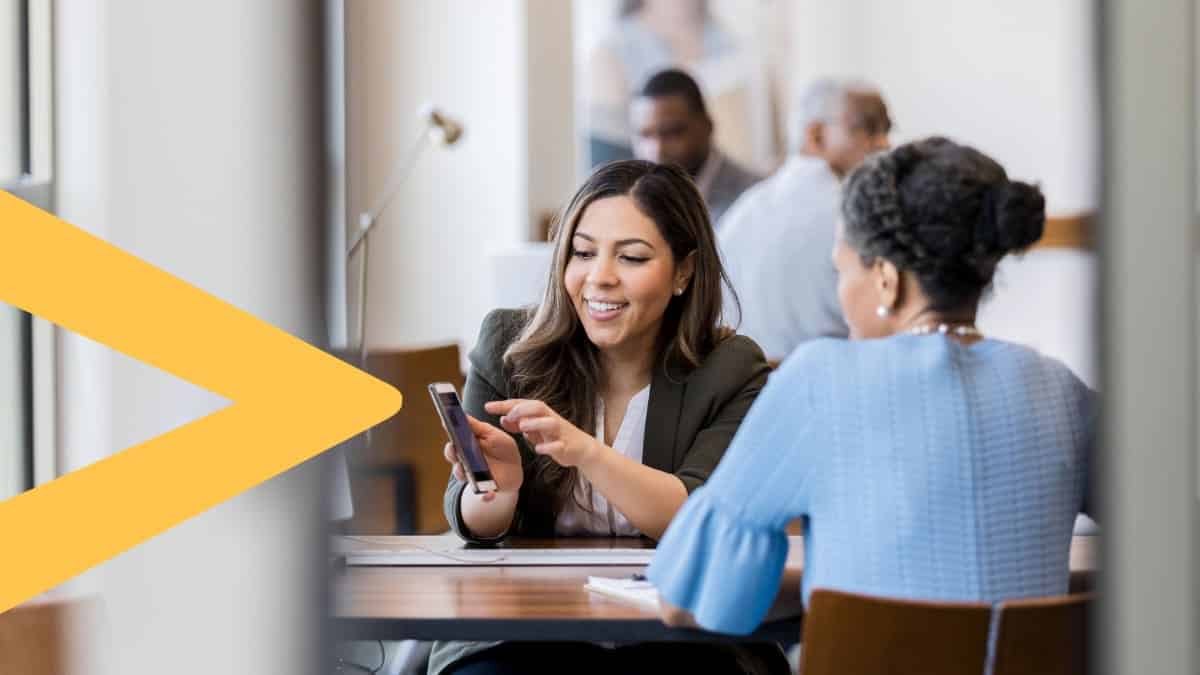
[{"xmin": 0, "ymin": 191, "xmax": 401, "ymax": 612}]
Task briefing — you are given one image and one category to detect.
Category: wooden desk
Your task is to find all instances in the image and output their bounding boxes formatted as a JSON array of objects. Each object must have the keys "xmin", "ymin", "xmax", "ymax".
[{"xmin": 330, "ymin": 535, "xmax": 1098, "ymax": 643}]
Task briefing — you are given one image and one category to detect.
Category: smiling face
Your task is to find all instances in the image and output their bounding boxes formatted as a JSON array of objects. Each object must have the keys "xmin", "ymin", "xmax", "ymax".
[{"xmin": 564, "ymin": 195, "xmax": 694, "ymax": 359}]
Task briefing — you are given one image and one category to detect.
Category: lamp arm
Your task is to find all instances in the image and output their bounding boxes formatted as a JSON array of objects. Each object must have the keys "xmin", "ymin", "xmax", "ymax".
[
  {"xmin": 356, "ymin": 232, "xmax": 370, "ymax": 372},
  {"xmin": 347, "ymin": 127, "xmax": 438, "ymax": 372},
  {"xmin": 349, "ymin": 130, "xmax": 431, "ymax": 257}
]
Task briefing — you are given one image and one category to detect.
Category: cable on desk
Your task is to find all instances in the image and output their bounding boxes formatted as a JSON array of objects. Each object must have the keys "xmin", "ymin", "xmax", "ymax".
[{"xmin": 342, "ymin": 535, "xmax": 510, "ymax": 564}]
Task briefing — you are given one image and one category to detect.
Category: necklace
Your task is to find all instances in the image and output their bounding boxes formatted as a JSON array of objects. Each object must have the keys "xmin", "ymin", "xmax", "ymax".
[{"xmin": 908, "ymin": 322, "xmax": 983, "ymax": 337}]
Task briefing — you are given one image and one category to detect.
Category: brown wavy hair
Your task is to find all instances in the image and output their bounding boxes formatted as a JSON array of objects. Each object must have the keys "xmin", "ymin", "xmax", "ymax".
[{"xmin": 504, "ymin": 159, "xmax": 738, "ymax": 511}]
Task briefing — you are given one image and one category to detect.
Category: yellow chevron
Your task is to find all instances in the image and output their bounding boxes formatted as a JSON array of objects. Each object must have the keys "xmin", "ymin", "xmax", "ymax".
[{"xmin": 0, "ymin": 191, "xmax": 401, "ymax": 611}]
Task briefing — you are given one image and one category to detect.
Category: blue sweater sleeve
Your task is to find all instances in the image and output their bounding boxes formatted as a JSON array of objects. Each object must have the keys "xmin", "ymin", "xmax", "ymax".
[{"xmin": 646, "ymin": 344, "xmax": 825, "ymax": 634}]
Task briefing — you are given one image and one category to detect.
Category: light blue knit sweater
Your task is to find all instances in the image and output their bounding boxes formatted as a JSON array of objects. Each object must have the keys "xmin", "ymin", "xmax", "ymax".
[{"xmin": 647, "ymin": 335, "xmax": 1094, "ymax": 635}]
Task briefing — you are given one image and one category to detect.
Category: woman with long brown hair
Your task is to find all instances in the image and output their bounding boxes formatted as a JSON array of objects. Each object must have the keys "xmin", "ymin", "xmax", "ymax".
[{"xmin": 429, "ymin": 160, "xmax": 783, "ymax": 674}]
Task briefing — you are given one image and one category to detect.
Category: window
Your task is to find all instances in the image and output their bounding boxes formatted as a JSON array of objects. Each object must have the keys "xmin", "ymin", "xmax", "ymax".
[{"xmin": 1, "ymin": 0, "xmax": 53, "ymax": 499}]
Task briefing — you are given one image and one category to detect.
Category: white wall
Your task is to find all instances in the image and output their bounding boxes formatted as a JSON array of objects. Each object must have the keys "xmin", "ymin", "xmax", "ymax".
[
  {"xmin": 526, "ymin": 0, "xmax": 576, "ymax": 240},
  {"xmin": 54, "ymin": 1, "xmax": 326, "ymax": 673},
  {"xmin": 784, "ymin": 0, "xmax": 1098, "ymax": 215},
  {"xmin": 345, "ymin": 0, "xmax": 528, "ymax": 355}
]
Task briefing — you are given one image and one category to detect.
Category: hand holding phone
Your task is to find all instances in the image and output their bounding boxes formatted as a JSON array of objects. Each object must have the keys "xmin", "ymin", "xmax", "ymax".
[
  {"xmin": 441, "ymin": 415, "xmax": 526, "ymax": 505},
  {"xmin": 429, "ymin": 383, "xmax": 506, "ymax": 494}
]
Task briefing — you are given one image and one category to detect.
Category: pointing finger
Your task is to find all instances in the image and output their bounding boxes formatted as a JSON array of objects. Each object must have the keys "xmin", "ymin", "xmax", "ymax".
[{"xmin": 484, "ymin": 399, "xmax": 522, "ymax": 416}]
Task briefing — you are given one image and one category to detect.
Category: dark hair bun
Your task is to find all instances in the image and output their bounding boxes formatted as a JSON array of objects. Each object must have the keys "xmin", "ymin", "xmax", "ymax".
[
  {"xmin": 983, "ymin": 180, "xmax": 1045, "ymax": 254},
  {"xmin": 842, "ymin": 137, "xmax": 1048, "ymax": 312}
]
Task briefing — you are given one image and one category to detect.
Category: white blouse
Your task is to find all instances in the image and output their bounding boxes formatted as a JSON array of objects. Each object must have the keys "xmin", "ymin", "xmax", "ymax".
[{"xmin": 554, "ymin": 385, "xmax": 651, "ymax": 536}]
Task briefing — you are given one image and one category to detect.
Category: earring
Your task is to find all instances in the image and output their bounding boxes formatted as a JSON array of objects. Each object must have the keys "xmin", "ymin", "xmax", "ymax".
[
  {"xmin": 875, "ymin": 304, "xmax": 891, "ymax": 318},
  {"xmin": 674, "ymin": 288, "xmax": 684, "ymax": 296}
]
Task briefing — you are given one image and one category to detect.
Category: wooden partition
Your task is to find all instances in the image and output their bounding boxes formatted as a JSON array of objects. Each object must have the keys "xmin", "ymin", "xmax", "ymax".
[{"xmin": 1036, "ymin": 213, "xmax": 1094, "ymax": 250}]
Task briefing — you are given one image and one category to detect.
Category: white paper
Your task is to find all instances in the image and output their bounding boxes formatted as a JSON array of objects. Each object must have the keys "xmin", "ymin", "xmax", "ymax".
[{"xmin": 584, "ymin": 575, "xmax": 661, "ymax": 610}]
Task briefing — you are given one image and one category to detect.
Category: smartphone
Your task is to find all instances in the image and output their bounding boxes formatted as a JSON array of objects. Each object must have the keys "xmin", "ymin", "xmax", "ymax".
[{"xmin": 428, "ymin": 382, "xmax": 498, "ymax": 494}]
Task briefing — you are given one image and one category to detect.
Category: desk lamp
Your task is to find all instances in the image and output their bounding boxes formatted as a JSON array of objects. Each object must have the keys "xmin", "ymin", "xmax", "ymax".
[{"xmin": 348, "ymin": 104, "xmax": 464, "ymax": 373}]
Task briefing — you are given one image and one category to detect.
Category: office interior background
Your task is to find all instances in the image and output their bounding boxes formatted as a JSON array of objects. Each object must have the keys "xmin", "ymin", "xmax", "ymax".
[{"xmin": 0, "ymin": 1, "xmax": 1195, "ymax": 673}]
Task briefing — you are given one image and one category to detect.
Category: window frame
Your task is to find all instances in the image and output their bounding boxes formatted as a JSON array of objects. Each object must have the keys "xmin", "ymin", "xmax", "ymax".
[{"xmin": 2, "ymin": 0, "xmax": 56, "ymax": 495}]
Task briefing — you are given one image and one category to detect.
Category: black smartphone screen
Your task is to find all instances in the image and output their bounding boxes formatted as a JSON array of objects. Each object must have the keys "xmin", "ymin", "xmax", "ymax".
[{"xmin": 435, "ymin": 390, "xmax": 493, "ymax": 482}]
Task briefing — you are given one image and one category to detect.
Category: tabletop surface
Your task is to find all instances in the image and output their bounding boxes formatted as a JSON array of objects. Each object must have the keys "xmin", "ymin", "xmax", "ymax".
[{"xmin": 330, "ymin": 534, "xmax": 1097, "ymax": 643}]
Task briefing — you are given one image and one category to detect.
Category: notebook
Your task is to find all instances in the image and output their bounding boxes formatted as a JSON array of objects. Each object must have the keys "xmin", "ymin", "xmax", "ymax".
[{"xmin": 584, "ymin": 575, "xmax": 661, "ymax": 611}]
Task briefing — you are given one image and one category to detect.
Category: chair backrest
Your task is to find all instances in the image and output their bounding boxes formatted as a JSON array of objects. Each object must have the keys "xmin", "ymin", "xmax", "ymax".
[
  {"xmin": 990, "ymin": 593, "xmax": 1092, "ymax": 675},
  {"xmin": 0, "ymin": 600, "xmax": 77, "ymax": 675},
  {"xmin": 798, "ymin": 589, "xmax": 992, "ymax": 675},
  {"xmin": 346, "ymin": 344, "xmax": 464, "ymax": 534}
]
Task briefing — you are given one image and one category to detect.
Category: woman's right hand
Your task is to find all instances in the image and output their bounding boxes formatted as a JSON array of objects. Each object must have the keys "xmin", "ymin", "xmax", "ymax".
[{"xmin": 443, "ymin": 415, "xmax": 523, "ymax": 502}]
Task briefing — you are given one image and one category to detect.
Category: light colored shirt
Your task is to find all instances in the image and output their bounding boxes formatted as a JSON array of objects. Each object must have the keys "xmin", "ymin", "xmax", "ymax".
[
  {"xmin": 717, "ymin": 155, "xmax": 849, "ymax": 361},
  {"xmin": 647, "ymin": 335, "xmax": 1094, "ymax": 635},
  {"xmin": 554, "ymin": 385, "xmax": 651, "ymax": 536}
]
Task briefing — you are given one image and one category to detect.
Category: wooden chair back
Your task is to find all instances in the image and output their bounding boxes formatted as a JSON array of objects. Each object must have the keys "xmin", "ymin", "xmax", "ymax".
[
  {"xmin": 0, "ymin": 600, "xmax": 78, "ymax": 675},
  {"xmin": 346, "ymin": 344, "xmax": 464, "ymax": 534},
  {"xmin": 798, "ymin": 588, "xmax": 992, "ymax": 675},
  {"xmin": 991, "ymin": 593, "xmax": 1093, "ymax": 675}
]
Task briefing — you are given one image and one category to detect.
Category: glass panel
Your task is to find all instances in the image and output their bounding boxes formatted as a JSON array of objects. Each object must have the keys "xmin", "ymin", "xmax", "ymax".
[
  {"xmin": 0, "ymin": 0, "xmax": 22, "ymax": 182},
  {"xmin": 0, "ymin": 304, "xmax": 27, "ymax": 499},
  {"xmin": 0, "ymin": 0, "xmax": 34, "ymax": 498},
  {"xmin": 27, "ymin": 0, "xmax": 51, "ymax": 179}
]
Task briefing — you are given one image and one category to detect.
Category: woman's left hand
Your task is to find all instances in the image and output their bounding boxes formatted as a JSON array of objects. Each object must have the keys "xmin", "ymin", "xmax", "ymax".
[{"xmin": 485, "ymin": 399, "xmax": 602, "ymax": 469}]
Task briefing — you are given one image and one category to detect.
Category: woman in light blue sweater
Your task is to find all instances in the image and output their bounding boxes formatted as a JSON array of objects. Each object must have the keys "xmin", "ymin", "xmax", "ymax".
[{"xmin": 646, "ymin": 137, "xmax": 1095, "ymax": 635}]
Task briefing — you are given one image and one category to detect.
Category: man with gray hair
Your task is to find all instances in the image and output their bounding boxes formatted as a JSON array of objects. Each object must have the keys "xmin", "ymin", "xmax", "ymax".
[{"xmin": 718, "ymin": 78, "xmax": 892, "ymax": 361}]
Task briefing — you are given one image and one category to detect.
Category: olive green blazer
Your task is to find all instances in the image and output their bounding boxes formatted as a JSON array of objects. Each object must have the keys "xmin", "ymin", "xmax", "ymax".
[
  {"xmin": 442, "ymin": 307, "xmax": 770, "ymax": 544},
  {"xmin": 430, "ymin": 308, "xmax": 770, "ymax": 675}
]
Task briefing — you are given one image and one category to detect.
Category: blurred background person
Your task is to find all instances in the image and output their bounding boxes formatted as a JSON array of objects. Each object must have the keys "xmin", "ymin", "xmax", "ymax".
[
  {"xmin": 631, "ymin": 68, "xmax": 763, "ymax": 226},
  {"xmin": 719, "ymin": 79, "xmax": 892, "ymax": 362}
]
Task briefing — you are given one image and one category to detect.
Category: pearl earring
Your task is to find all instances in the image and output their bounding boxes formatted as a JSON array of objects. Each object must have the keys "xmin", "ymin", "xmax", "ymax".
[
  {"xmin": 876, "ymin": 305, "xmax": 891, "ymax": 318},
  {"xmin": 674, "ymin": 288, "xmax": 684, "ymax": 296}
]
